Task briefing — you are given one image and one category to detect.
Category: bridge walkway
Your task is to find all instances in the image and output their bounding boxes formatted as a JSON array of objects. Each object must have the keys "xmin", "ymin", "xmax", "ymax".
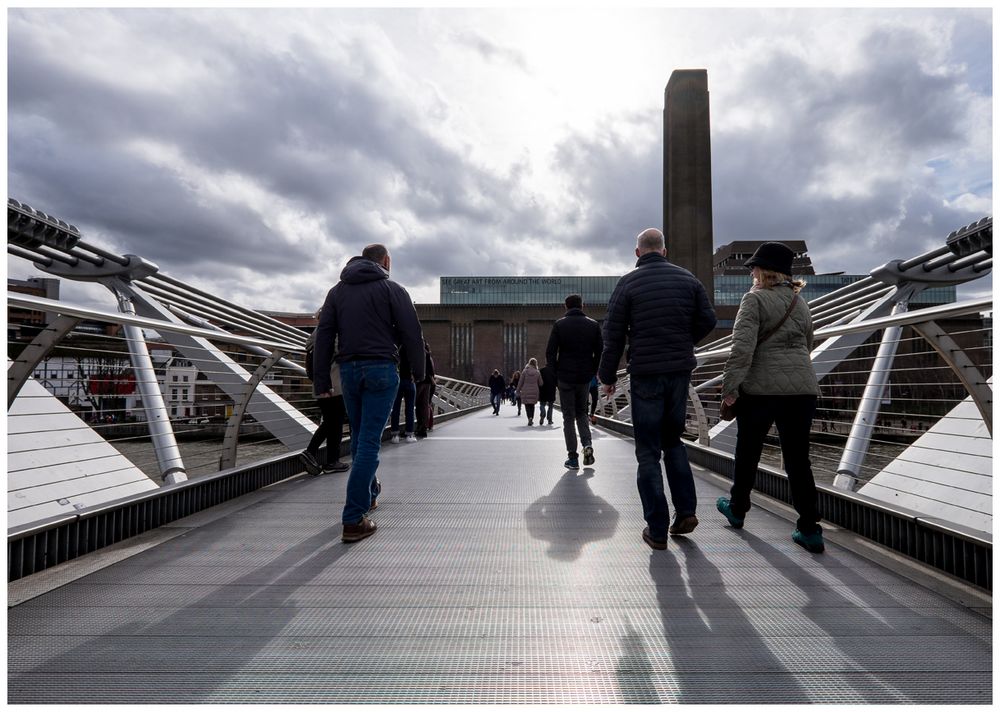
[{"xmin": 7, "ymin": 406, "xmax": 992, "ymax": 704}]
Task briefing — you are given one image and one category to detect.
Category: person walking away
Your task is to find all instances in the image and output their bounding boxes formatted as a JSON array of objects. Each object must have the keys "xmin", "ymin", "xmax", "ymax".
[
  {"xmin": 415, "ymin": 340, "xmax": 436, "ymax": 437},
  {"xmin": 538, "ymin": 363, "xmax": 557, "ymax": 425},
  {"xmin": 546, "ymin": 293, "xmax": 603, "ymax": 469},
  {"xmin": 313, "ymin": 243, "xmax": 425, "ymax": 543},
  {"xmin": 588, "ymin": 375, "xmax": 600, "ymax": 425},
  {"xmin": 300, "ymin": 325, "xmax": 350, "ymax": 475},
  {"xmin": 599, "ymin": 228, "xmax": 716, "ymax": 549},
  {"xmin": 715, "ymin": 242, "xmax": 825, "ymax": 553},
  {"xmin": 509, "ymin": 370, "xmax": 522, "ymax": 413},
  {"xmin": 516, "ymin": 358, "xmax": 543, "ymax": 425},
  {"xmin": 389, "ymin": 347, "xmax": 417, "ymax": 443},
  {"xmin": 489, "ymin": 368, "xmax": 506, "ymax": 415}
]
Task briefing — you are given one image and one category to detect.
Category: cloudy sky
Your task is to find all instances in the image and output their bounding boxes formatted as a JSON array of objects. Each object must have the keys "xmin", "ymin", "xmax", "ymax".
[{"xmin": 7, "ymin": 6, "xmax": 993, "ymax": 311}]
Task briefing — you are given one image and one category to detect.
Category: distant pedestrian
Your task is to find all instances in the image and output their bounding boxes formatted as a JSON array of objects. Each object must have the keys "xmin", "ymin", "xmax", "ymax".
[
  {"xmin": 538, "ymin": 363, "xmax": 557, "ymax": 425},
  {"xmin": 300, "ymin": 325, "xmax": 350, "ymax": 475},
  {"xmin": 545, "ymin": 294, "xmax": 603, "ymax": 469},
  {"xmin": 389, "ymin": 347, "xmax": 417, "ymax": 443},
  {"xmin": 313, "ymin": 243, "xmax": 425, "ymax": 543},
  {"xmin": 598, "ymin": 228, "xmax": 717, "ymax": 550},
  {"xmin": 415, "ymin": 340, "xmax": 436, "ymax": 437},
  {"xmin": 516, "ymin": 358, "xmax": 543, "ymax": 425},
  {"xmin": 715, "ymin": 242, "xmax": 825, "ymax": 553},
  {"xmin": 510, "ymin": 370, "xmax": 522, "ymax": 414},
  {"xmin": 489, "ymin": 368, "xmax": 506, "ymax": 415}
]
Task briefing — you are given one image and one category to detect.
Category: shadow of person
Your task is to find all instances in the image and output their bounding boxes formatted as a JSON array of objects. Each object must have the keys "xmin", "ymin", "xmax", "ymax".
[
  {"xmin": 728, "ymin": 527, "xmax": 990, "ymax": 703},
  {"xmin": 644, "ymin": 538, "xmax": 812, "ymax": 704},
  {"xmin": 615, "ymin": 618, "xmax": 660, "ymax": 703},
  {"xmin": 524, "ymin": 470, "xmax": 619, "ymax": 561},
  {"xmin": 8, "ymin": 514, "xmax": 352, "ymax": 704}
]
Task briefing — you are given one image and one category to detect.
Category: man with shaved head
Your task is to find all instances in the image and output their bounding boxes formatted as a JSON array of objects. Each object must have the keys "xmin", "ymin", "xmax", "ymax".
[{"xmin": 598, "ymin": 228, "xmax": 717, "ymax": 550}]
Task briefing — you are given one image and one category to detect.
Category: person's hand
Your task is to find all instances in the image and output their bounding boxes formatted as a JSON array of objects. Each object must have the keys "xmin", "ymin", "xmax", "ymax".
[
  {"xmin": 723, "ymin": 394, "xmax": 737, "ymax": 406},
  {"xmin": 317, "ymin": 391, "xmax": 333, "ymax": 399},
  {"xmin": 601, "ymin": 383, "xmax": 616, "ymax": 398}
]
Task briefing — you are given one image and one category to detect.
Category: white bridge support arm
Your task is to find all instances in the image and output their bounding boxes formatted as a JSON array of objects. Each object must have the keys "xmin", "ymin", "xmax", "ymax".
[
  {"xmin": 833, "ymin": 298, "xmax": 909, "ymax": 491},
  {"xmin": 220, "ymin": 349, "xmax": 288, "ymax": 470},
  {"xmin": 910, "ymin": 320, "xmax": 993, "ymax": 435},
  {"xmin": 111, "ymin": 285, "xmax": 187, "ymax": 484},
  {"xmin": 7, "ymin": 314, "xmax": 80, "ymax": 409},
  {"xmin": 126, "ymin": 285, "xmax": 316, "ymax": 451}
]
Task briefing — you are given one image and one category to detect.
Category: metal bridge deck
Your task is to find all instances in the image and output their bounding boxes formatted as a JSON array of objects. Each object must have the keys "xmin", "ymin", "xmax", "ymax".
[{"xmin": 7, "ymin": 407, "xmax": 992, "ymax": 704}]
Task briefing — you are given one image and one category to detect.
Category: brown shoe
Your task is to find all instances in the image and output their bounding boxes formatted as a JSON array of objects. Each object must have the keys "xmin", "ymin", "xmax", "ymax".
[
  {"xmin": 668, "ymin": 515, "xmax": 699, "ymax": 536},
  {"xmin": 642, "ymin": 527, "xmax": 667, "ymax": 550},
  {"xmin": 342, "ymin": 516, "xmax": 377, "ymax": 543}
]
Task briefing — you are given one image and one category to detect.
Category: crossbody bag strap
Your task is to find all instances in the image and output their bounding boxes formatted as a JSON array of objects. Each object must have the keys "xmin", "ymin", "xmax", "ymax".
[{"xmin": 757, "ymin": 293, "xmax": 799, "ymax": 345}]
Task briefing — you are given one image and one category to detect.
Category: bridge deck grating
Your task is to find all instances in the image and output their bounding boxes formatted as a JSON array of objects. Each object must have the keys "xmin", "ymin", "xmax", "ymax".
[{"xmin": 7, "ymin": 407, "xmax": 992, "ymax": 704}]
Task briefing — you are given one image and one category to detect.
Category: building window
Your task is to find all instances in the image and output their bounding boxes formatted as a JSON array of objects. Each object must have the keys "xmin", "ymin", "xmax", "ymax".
[{"xmin": 172, "ymin": 375, "xmax": 178, "ymax": 382}]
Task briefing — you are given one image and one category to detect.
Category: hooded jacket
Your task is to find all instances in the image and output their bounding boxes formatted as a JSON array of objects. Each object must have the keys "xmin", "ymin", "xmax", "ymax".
[
  {"xmin": 598, "ymin": 252, "xmax": 716, "ymax": 384},
  {"xmin": 312, "ymin": 256, "xmax": 425, "ymax": 395}
]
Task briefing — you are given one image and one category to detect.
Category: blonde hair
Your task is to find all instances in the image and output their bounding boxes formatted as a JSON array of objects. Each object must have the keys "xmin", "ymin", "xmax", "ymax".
[
  {"xmin": 526, "ymin": 357, "xmax": 538, "ymax": 368},
  {"xmin": 753, "ymin": 267, "xmax": 806, "ymax": 294}
]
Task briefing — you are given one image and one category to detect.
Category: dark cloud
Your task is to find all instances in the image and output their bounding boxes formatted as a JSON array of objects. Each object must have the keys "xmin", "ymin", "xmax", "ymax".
[{"xmin": 7, "ymin": 8, "xmax": 991, "ymax": 315}]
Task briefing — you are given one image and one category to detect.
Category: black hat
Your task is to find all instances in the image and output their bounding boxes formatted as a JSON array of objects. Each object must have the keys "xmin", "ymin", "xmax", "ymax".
[{"xmin": 745, "ymin": 242, "xmax": 794, "ymax": 276}]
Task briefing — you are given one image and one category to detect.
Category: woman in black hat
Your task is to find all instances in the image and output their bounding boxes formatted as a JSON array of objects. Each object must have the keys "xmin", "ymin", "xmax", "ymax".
[{"xmin": 716, "ymin": 242, "xmax": 825, "ymax": 553}]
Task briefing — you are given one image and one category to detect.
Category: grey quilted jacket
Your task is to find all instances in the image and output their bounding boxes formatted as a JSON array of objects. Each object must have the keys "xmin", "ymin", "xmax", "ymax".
[{"xmin": 722, "ymin": 284, "xmax": 820, "ymax": 397}]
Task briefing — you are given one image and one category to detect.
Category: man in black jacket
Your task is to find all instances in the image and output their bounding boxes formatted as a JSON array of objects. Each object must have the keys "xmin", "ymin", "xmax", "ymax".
[
  {"xmin": 314, "ymin": 244, "xmax": 424, "ymax": 543},
  {"xmin": 598, "ymin": 228, "xmax": 716, "ymax": 549},
  {"xmin": 545, "ymin": 294, "xmax": 603, "ymax": 469}
]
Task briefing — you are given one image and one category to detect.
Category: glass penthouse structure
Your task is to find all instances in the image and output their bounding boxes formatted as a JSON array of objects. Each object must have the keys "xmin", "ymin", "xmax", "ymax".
[{"xmin": 441, "ymin": 275, "xmax": 955, "ymax": 308}]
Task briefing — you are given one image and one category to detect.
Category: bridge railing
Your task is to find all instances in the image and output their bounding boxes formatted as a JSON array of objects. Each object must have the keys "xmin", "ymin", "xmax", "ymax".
[{"xmin": 7, "ymin": 292, "xmax": 489, "ymax": 535}]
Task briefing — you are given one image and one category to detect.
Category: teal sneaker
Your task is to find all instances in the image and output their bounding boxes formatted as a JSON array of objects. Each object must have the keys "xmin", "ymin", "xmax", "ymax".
[
  {"xmin": 716, "ymin": 497, "xmax": 744, "ymax": 529},
  {"xmin": 792, "ymin": 528, "xmax": 825, "ymax": 553},
  {"xmin": 564, "ymin": 456, "xmax": 579, "ymax": 469}
]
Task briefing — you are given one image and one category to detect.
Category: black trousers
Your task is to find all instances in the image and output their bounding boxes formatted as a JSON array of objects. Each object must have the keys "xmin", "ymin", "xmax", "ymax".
[
  {"xmin": 730, "ymin": 393, "xmax": 821, "ymax": 534},
  {"xmin": 416, "ymin": 382, "xmax": 433, "ymax": 435},
  {"xmin": 307, "ymin": 395, "xmax": 346, "ymax": 463}
]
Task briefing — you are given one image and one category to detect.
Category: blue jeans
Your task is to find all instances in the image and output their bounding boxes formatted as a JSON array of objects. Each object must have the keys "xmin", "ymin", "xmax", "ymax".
[
  {"xmin": 390, "ymin": 380, "xmax": 416, "ymax": 434},
  {"xmin": 630, "ymin": 372, "xmax": 698, "ymax": 539},
  {"xmin": 490, "ymin": 391, "xmax": 503, "ymax": 414},
  {"xmin": 339, "ymin": 360, "xmax": 399, "ymax": 525}
]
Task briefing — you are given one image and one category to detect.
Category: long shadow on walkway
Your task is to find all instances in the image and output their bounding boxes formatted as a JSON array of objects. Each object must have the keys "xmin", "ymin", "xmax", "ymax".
[
  {"xmin": 8, "ymin": 510, "xmax": 349, "ymax": 704},
  {"xmin": 524, "ymin": 469, "xmax": 620, "ymax": 561}
]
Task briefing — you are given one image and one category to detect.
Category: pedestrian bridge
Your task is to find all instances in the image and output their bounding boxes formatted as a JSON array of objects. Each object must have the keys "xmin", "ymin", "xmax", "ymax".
[
  {"xmin": 7, "ymin": 406, "xmax": 992, "ymax": 704},
  {"xmin": 6, "ymin": 200, "xmax": 993, "ymax": 703}
]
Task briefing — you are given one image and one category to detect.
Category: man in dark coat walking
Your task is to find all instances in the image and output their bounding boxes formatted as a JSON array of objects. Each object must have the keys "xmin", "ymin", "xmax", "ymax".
[
  {"xmin": 546, "ymin": 294, "xmax": 603, "ymax": 469},
  {"xmin": 598, "ymin": 228, "xmax": 716, "ymax": 549}
]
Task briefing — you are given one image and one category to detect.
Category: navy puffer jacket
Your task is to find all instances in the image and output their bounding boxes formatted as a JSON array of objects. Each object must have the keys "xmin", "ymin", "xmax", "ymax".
[{"xmin": 598, "ymin": 252, "xmax": 716, "ymax": 384}]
